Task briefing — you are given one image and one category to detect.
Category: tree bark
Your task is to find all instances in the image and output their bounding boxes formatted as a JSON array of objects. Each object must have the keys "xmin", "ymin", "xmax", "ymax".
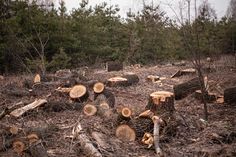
[{"xmin": 224, "ymin": 86, "xmax": 236, "ymax": 105}]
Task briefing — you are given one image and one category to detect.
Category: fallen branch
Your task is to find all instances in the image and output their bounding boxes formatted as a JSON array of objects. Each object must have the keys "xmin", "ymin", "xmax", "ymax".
[
  {"xmin": 10, "ymin": 99, "xmax": 47, "ymax": 118},
  {"xmin": 152, "ymin": 116, "xmax": 163, "ymax": 157}
]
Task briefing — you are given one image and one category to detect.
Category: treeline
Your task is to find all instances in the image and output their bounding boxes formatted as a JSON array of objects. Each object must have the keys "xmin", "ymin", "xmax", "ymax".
[{"xmin": 0, "ymin": 0, "xmax": 235, "ymax": 73}]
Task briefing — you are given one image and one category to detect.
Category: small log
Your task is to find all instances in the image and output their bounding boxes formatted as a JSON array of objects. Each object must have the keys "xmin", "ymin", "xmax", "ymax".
[
  {"xmin": 123, "ymin": 72, "xmax": 139, "ymax": 85},
  {"xmin": 10, "ymin": 99, "xmax": 47, "ymax": 118},
  {"xmin": 152, "ymin": 116, "xmax": 163, "ymax": 157},
  {"xmin": 142, "ymin": 133, "xmax": 154, "ymax": 148},
  {"xmin": 195, "ymin": 90, "xmax": 217, "ymax": 102},
  {"xmin": 34, "ymin": 74, "xmax": 41, "ymax": 83},
  {"xmin": 106, "ymin": 77, "xmax": 128, "ymax": 87},
  {"xmin": 83, "ymin": 104, "xmax": 97, "ymax": 116},
  {"xmin": 28, "ymin": 134, "xmax": 48, "ymax": 157},
  {"xmin": 55, "ymin": 87, "xmax": 72, "ymax": 93},
  {"xmin": 69, "ymin": 85, "xmax": 89, "ymax": 102},
  {"xmin": 145, "ymin": 91, "xmax": 175, "ymax": 115},
  {"xmin": 146, "ymin": 75, "xmax": 160, "ymax": 83},
  {"xmin": 106, "ymin": 61, "xmax": 123, "ymax": 72},
  {"xmin": 115, "ymin": 124, "xmax": 136, "ymax": 141},
  {"xmin": 117, "ymin": 107, "xmax": 132, "ymax": 122},
  {"xmin": 12, "ymin": 140, "xmax": 25, "ymax": 156},
  {"xmin": 94, "ymin": 89, "xmax": 115, "ymax": 108},
  {"xmin": 173, "ymin": 77, "xmax": 201, "ymax": 100},
  {"xmin": 224, "ymin": 87, "xmax": 236, "ymax": 105},
  {"xmin": 73, "ymin": 123, "xmax": 102, "ymax": 157},
  {"xmin": 93, "ymin": 82, "xmax": 105, "ymax": 94},
  {"xmin": 138, "ymin": 110, "xmax": 154, "ymax": 119},
  {"xmin": 96, "ymin": 103, "xmax": 113, "ymax": 118}
]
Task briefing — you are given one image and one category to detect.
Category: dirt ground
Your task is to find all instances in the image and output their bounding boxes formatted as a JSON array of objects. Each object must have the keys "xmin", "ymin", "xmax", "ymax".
[{"xmin": 0, "ymin": 56, "xmax": 236, "ymax": 157}]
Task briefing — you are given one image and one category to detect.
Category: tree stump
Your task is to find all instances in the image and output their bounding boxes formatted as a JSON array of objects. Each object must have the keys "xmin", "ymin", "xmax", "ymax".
[
  {"xmin": 224, "ymin": 86, "xmax": 236, "ymax": 105},
  {"xmin": 93, "ymin": 82, "xmax": 105, "ymax": 94},
  {"xmin": 146, "ymin": 91, "xmax": 175, "ymax": 115},
  {"xmin": 115, "ymin": 124, "xmax": 136, "ymax": 141},
  {"xmin": 106, "ymin": 77, "xmax": 128, "ymax": 87},
  {"xmin": 123, "ymin": 72, "xmax": 139, "ymax": 85},
  {"xmin": 173, "ymin": 77, "xmax": 201, "ymax": 100},
  {"xmin": 106, "ymin": 61, "xmax": 123, "ymax": 72},
  {"xmin": 117, "ymin": 107, "xmax": 132, "ymax": 122},
  {"xmin": 69, "ymin": 85, "xmax": 89, "ymax": 102}
]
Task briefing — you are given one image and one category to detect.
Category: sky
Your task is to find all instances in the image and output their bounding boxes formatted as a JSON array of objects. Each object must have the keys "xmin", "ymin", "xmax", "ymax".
[{"xmin": 59, "ymin": 0, "xmax": 230, "ymax": 19}]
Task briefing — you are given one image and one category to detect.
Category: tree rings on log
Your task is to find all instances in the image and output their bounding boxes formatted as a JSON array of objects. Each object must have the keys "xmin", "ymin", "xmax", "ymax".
[
  {"xmin": 224, "ymin": 86, "xmax": 236, "ymax": 105},
  {"xmin": 69, "ymin": 85, "xmax": 89, "ymax": 102},
  {"xmin": 146, "ymin": 91, "xmax": 175, "ymax": 114},
  {"xmin": 27, "ymin": 133, "xmax": 39, "ymax": 144},
  {"xmin": 93, "ymin": 82, "xmax": 105, "ymax": 94},
  {"xmin": 117, "ymin": 107, "xmax": 132, "ymax": 122},
  {"xmin": 83, "ymin": 104, "xmax": 97, "ymax": 116},
  {"xmin": 115, "ymin": 124, "xmax": 136, "ymax": 141}
]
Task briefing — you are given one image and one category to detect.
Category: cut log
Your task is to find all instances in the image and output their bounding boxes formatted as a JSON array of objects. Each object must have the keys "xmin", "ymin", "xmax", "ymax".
[
  {"xmin": 195, "ymin": 90, "xmax": 217, "ymax": 102},
  {"xmin": 146, "ymin": 75, "xmax": 160, "ymax": 83},
  {"xmin": 117, "ymin": 107, "xmax": 132, "ymax": 122},
  {"xmin": 138, "ymin": 110, "xmax": 154, "ymax": 119},
  {"xmin": 115, "ymin": 124, "xmax": 136, "ymax": 141},
  {"xmin": 55, "ymin": 87, "xmax": 72, "ymax": 93},
  {"xmin": 224, "ymin": 87, "xmax": 236, "ymax": 105},
  {"xmin": 34, "ymin": 74, "xmax": 41, "ymax": 83},
  {"xmin": 83, "ymin": 104, "xmax": 97, "ymax": 116},
  {"xmin": 73, "ymin": 123, "xmax": 102, "ymax": 157},
  {"xmin": 106, "ymin": 61, "xmax": 123, "ymax": 72},
  {"xmin": 69, "ymin": 85, "xmax": 89, "ymax": 102},
  {"xmin": 10, "ymin": 99, "xmax": 47, "ymax": 118},
  {"xmin": 94, "ymin": 89, "xmax": 115, "ymax": 108},
  {"xmin": 107, "ymin": 76, "xmax": 128, "ymax": 87},
  {"xmin": 13, "ymin": 140, "xmax": 25, "ymax": 155},
  {"xmin": 123, "ymin": 72, "xmax": 139, "ymax": 85},
  {"xmin": 152, "ymin": 116, "xmax": 164, "ymax": 157},
  {"xmin": 93, "ymin": 82, "xmax": 105, "ymax": 94},
  {"xmin": 146, "ymin": 91, "xmax": 175, "ymax": 115},
  {"xmin": 96, "ymin": 103, "xmax": 113, "ymax": 118},
  {"xmin": 173, "ymin": 77, "xmax": 201, "ymax": 100},
  {"xmin": 141, "ymin": 132, "xmax": 154, "ymax": 148}
]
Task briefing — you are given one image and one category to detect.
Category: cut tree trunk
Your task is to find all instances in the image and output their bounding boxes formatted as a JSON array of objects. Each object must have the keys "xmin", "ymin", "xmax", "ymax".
[
  {"xmin": 174, "ymin": 77, "xmax": 201, "ymax": 100},
  {"xmin": 117, "ymin": 107, "xmax": 132, "ymax": 122},
  {"xmin": 106, "ymin": 77, "xmax": 128, "ymax": 87},
  {"xmin": 10, "ymin": 99, "xmax": 47, "ymax": 118},
  {"xmin": 145, "ymin": 91, "xmax": 175, "ymax": 115},
  {"xmin": 152, "ymin": 116, "xmax": 163, "ymax": 157},
  {"xmin": 93, "ymin": 82, "xmax": 105, "ymax": 94},
  {"xmin": 69, "ymin": 85, "xmax": 89, "ymax": 102},
  {"xmin": 123, "ymin": 72, "xmax": 139, "ymax": 85},
  {"xmin": 224, "ymin": 87, "xmax": 236, "ymax": 105},
  {"xmin": 115, "ymin": 124, "xmax": 136, "ymax": 141},
  {"xmin": 106, "ymin": 61, "xmax": 123, "ymax": 72},
  {"xmin": 83, "ymin": 104, "xmax": 97, "ymax": 116}
]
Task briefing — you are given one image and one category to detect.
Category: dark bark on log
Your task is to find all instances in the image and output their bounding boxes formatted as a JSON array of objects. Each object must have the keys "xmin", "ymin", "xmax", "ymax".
[
  {"xmin": 94, "ymin": 89, "xmax": 115, "ymax": 108},
  {"xmin": 195, "ymin": 90, "xmax": 217, "ymax": 103},
  {"xmin": 123, "ymin": 73, "xmax": 139, "ymax": 85},
  {"xmin": 106, "ymin": 61, "xmax": 123, "ymax": 72},
  {"xmin": 174, "ymin": 77, "xmax": 201, "ymax": 100},
  {"xmin": 28, "ymin": 140, "xmax": 48, "ymax": 157},
  {"xmin": 224, "ymin": 87, "xmax": 236, "ymax": 105}
]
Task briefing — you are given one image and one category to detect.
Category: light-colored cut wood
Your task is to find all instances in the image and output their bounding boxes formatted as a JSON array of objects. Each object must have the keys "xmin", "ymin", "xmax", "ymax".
[
  {"xmin": 34, "ymin": 74, "xmax": 41, "ymax": 83},
  {"xmin": 93, "ymin": 82, "xmax": 105, "ymax": 94},
  {"xmin": 115, "ymin": 124, "xmax": 136, "ymax": 141},
  {"xmin": 83, "ymin": 104, "xmax": 97, "ymax": 116},
  {"xmin": 69, "ymin": 85, "xmax": 87, "ymax": 99}
]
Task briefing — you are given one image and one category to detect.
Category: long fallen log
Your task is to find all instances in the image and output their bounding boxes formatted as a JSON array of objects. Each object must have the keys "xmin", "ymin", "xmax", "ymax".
[
  {"xmin": 174, "ymin": 77, "xmax": 201, "ymax": 100},
  {"xmin": 152, "ymin": 116, "xmax": 164, "ymax": 157},
  {"xmin": 10, "ymin": 99, "xmax": 47, "ymax": 118}
]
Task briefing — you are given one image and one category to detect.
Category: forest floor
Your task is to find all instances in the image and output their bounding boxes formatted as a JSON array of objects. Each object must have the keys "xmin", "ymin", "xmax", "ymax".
[{"xmin": 0, "ymin": 56, "xmax": 236, "ymax": 157}]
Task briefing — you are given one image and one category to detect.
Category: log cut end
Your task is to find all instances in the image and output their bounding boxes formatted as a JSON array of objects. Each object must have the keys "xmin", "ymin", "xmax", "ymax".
[
  {"xmin": 99, "ymin": 101, "xmax": 110, "ymax": 109},
  {"xmin": 13, "ymin": 140, "xmax": 25, "ymax": 155},
  {"xmin": 93, "ymin": 82, "xmax": 105, "ymax": 94},
  {"xmin": 69, "ymin": 85, "xmax": 87, "ymax": 99},
  {"xmin": 121, "ymin": 107, "xmax": 132, "ymax": 118},
  {"xmin": 9, "ymin": 125, "xmax": 19, "ymax": 135},
  {"xmin": 138, "ymin": 110, "xmax": 154, "ymax": 119},
  {"xmin": 27, "ymin": 133, "xmax": 39, "ymax": 144},
  {"xmin": 83, "ymin": 104, "xmax": 97, "ymax": 116},
  {"xmin": 34, "ymin": 74, "xmax": 41, "ymax": 83},
  {"xmin": 150, "ymin": 91, "xmax": 174, "ymax": 105},
  {"xmin": 115, "ymin": 124, "xmax": 136, "ymax": 141}
]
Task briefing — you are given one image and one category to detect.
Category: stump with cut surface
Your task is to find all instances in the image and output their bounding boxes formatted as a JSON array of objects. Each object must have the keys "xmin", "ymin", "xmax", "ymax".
[
  {"xmin": 146, "ymin": 91, "xmax": 175, "ymax": 115},
  {"xmin": 106, "ymin": 61, "xmax": 123, "ymax": 72},
  {"xmin": 174, "ymin": 77, "xmax": 201, "ymax": 100},
  {"xmin": 115, "ymin": 124, "xmax": 136, "ymax": 141},
  {"xmin": 107, "ymin": 77, "xmax": 128, "ymax": 87},
  {"xmin": 69, "ymin": 85, "xmax": 89, "ymax": 102},
  {"xmin": 117, "ymin": 107, "xmax": 132, "ymax": 122},
  {"xmin": 83, "ymin": 104, "xmax": 97, "ymax": 116},
  {"xmin": 224, "ymin": 86, "xmax": 236, "ymax": 105}
]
